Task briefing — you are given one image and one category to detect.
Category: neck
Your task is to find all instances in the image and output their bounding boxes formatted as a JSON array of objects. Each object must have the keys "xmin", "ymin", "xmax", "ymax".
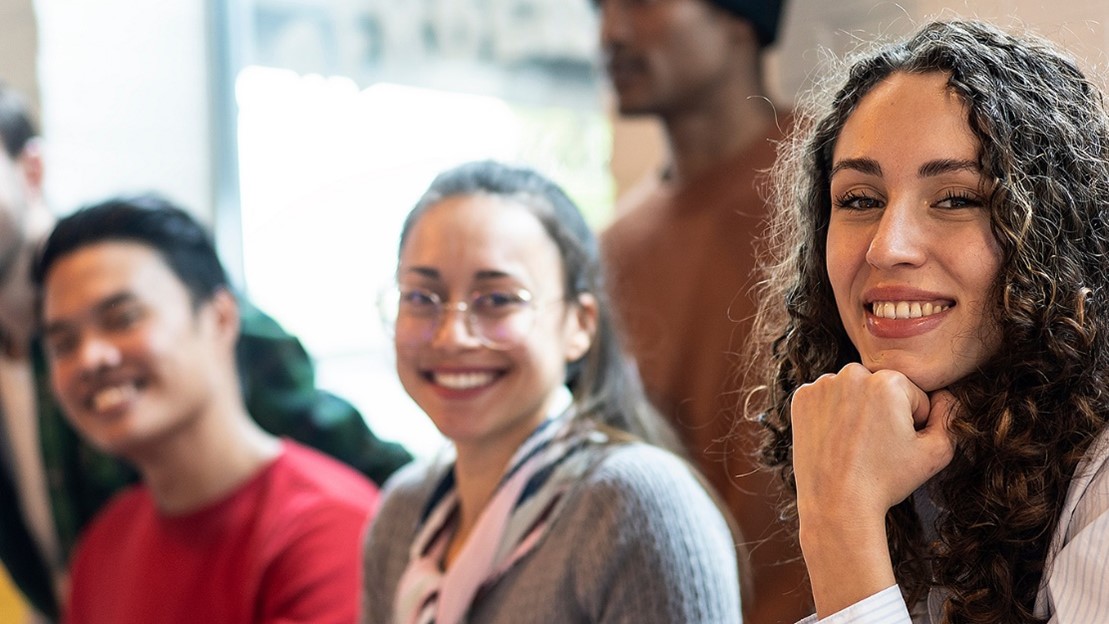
[
  {"xmin": 659, "ymin": 72, "xmax": 776, "ymax": 186},
  {"xmin": 442, "ymin": 387, "xmax": 570, "ymax": 565},
  {"xmin": 449, "ymin": 441, "xmax": 518, "ymax": 552},
  {"xmin": 132, "ymin": 398, "xmax": 281, "ymax": 515}
]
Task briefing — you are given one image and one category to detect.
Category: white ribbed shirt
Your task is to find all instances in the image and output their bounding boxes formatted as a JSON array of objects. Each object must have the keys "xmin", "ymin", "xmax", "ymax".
[{"xmin": 800, "ymin": 426, "xmax": 1109, "ymax": 624}]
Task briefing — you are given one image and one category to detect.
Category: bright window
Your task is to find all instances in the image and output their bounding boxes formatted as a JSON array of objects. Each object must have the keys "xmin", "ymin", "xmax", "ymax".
[{"xmin": 221, "ymin": 0, "xmax": 611, "ymax": 457}]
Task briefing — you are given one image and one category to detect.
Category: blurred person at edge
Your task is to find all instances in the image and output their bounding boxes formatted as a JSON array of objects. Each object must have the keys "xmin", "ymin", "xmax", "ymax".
[
  {"xmin": 593, "ymin": 0, "xmax": 807, "ymax": 621},
  {"xmin": 0, "ymin": 80, "xmax": 410, "ymax": 621}
]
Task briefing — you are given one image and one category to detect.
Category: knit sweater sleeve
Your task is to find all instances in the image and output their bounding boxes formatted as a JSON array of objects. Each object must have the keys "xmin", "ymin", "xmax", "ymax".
[
  {"xmin": 568, "ymin": 444, "xmax": 743, "ymax": 623},
  {"xmin": 361, "ymin": 462, "xmax": 437, "ymax": 624}
]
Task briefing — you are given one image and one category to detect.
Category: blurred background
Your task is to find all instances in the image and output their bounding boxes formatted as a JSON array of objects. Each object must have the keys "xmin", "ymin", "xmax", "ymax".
[{"xmin": 3, "ymin": 0, "xmax": 1109, "ymax": 619}]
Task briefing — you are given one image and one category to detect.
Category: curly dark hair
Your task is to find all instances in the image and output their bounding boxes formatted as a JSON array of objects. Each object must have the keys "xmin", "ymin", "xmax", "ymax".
[{"xmin": 752, "ymin": 20, "xmax": 1109, "ymax": 623}]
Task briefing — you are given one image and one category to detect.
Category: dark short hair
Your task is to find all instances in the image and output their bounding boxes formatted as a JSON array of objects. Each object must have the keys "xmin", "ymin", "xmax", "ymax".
[
  {"xmin": 33, "ymin": 194, "xmax": 229, "ymax": 307},
  {"xmin": 705, "ymin": 0, "xmax": 786, "ymax": 48},
  {"xmin": 0, "ymin": 80, "xmax": 38, "ymax": 159}
]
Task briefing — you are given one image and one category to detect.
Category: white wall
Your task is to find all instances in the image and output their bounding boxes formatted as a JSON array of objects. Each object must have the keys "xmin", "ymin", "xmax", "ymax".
[
  {"xmin": 614, "ymin": 0, "xmax": 1109, "ymax": 197},
  {"xmin": 0, "ymin": 0, "xmax": 38, "ymax": 115},
  {"xmin": 772, "ymin": 0, "xmax": 1109, "ymax": 100},
  {"xmin": 32, "ymin": 0, "xmax": 213, "ymax": 221}
]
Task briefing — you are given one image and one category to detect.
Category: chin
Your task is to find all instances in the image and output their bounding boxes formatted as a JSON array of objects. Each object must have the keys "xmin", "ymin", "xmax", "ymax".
[
  {"xmin": 863, "ymin": 359, "xmax": 952, "ymax": 393},
  {"xmin": 86, "ymin": 433, "xmax": 140, "ymax": 459},
  {"xmin": 903, "ymin": 374, "xmax": 949, "ymax": 394},
  {"xmin": 614, "ymin": 98, "xmax": 655, "ymax": 118}
]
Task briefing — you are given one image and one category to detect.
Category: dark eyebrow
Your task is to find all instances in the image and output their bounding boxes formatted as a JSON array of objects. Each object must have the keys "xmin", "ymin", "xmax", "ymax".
[
  {"xmin": 42, "ymin": 292, "xmax": 136, "ymax": 337},
  {"xmin": 93, "ymin": 292, "xmax": 138, "ymax": 315},
  {"xmin": 400, "ymin": 267, "xmax": 515, "ymax": 282},
  {"xmin": 831, "ymin": 157, "xmax": 981, "ymax": 179},
  {"xmin": 830, "ymin": 158, "xmax": 881, "ymax": 178},
  {"xmin": 401, "ymin": 267, "xmax": 439, "ymax": 280},
  {"xmin": 473, "ymin": 270, "xmax": 513, "ymax": 281},
  {"xmin": 918, "ymin": 158, "xmax": 981, "ymax": 177}
]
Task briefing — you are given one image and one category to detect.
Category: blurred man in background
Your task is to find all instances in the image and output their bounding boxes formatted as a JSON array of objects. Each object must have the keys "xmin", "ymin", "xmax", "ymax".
[{"xmin": 596, "ymin": 1, "xmax": 810, "ymax": 621}]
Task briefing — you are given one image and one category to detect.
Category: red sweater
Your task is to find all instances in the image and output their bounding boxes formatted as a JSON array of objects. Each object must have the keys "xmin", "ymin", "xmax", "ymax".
[{"xmin": 65, "ymin": 440, "xmax": 378, "ymax": 624}]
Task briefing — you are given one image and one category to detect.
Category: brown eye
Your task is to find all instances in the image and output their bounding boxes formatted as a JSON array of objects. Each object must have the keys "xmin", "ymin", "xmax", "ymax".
[
  {"xmin": 103, "ymin": 306, "xmax": 143, "ymax": 331},
  {"xmin": 834, "ymin": 192, "xmax": 883, "ymax": 210},
  {"xmin": 471, "ymin": 290, "xmax": 530, "ymax": 317},
  {"xmin": 45, "ymin": 331, "xmax": 78, "ymax": 359},
  {"xmin": 397, "ymin": 288, "xmax": 440, "ymax": 315},
  {"xmin": 935, "ymin": 192, "xmax": 984, "ymax": 209}
]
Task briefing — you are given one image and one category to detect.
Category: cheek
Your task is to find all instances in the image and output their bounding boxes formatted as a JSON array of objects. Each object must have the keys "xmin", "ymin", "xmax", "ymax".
[
  {"xmin": 825, "ymin": 229, "xmax": 856, "ymax": 304},
  {"xmin": 49, "ymin": 362, "xmax": 72, "ymax": 404},
  {"xmin": 393, "ymin": 346, "xmax": 421, "ymax": 386},
  {"xmin": 519, "ymin": 332, "xmax": 570, "ymax": 382},
  {"xmin": 49, "ymin": 361, "xmax": 87, "ymax": 421}
]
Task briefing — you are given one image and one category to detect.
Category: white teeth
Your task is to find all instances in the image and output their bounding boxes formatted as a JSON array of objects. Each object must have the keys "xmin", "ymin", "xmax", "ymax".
[
  {"xmin": 871, "ymin": 301, "xmax": 949, "ymax": 320},
  {"xmin": 92, "ymin": 385, "xmax": 136, "ymax": 412},
  {"xmin": 433, "ymin": 372, "xmax": 496, "ymax": 390}
]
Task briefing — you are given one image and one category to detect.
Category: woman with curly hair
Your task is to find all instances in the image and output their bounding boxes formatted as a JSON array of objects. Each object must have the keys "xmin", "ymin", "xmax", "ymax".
[{"xmin": 754, "ymin": 20, "xmax": 1109, "ymax": 623}]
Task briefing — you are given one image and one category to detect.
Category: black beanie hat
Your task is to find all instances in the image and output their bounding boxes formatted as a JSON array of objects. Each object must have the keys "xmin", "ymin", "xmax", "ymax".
[{"xmin": 707, "ymin": 0, "xmax": 786, "ymax": 48}]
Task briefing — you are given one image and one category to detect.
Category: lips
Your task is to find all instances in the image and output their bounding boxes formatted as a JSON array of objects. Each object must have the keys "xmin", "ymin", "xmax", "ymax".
[
  {"xmin": 869, "ymin": 300, "xmax": 952, "ymax": 320},
  {"xmin": 82, "ymin": 373, "xmax": 146, "ymax": 415},
  {"xmin": 422, "ymin": 368, "xmax": 505, "ymax": 393},
  {"xmin": 90, "ymin": 384, "xmax": 137, "ymax": 412},
  {"xmin": 604, "ymin": 54, "xmax": 646, "ymax": 88},
  {"xmin": 431, "ymin": 371, "xmax": 498, "ymax": 390}
]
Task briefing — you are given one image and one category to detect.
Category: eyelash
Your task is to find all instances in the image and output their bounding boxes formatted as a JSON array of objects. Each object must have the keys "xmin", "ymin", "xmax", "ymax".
[
  {"xmin": 832, "ymin": 190, "xmax": 984, "ymax": 210},
  {"xmin": 832, "ymin": 191, "xmax": 881, "ymax": 210},
  {"xmin": 936, "ymin": 190, "xmax": 984, "ymax": 209}
]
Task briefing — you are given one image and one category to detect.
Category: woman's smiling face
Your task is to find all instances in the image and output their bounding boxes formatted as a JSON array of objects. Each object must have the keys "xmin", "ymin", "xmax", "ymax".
[
  {"xmin": 826, "ymin": 71, "xmax": 1002, "ymax": 392},
  {"xmin": 393, "ymin": 194, "xmax": 593, "ymax": 456}
]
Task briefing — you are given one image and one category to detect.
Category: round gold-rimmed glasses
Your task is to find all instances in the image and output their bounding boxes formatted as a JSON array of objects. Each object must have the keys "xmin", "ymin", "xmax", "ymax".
[{"xmin": 378, "ymin": 285, "xmax": 542, "ymax": 350}]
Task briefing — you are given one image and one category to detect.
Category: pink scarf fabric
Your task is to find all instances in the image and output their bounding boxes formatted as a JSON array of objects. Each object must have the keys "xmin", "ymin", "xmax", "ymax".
[{"xmin": 394, "ymin": 391, "xmax": 602, "ymax": 624}]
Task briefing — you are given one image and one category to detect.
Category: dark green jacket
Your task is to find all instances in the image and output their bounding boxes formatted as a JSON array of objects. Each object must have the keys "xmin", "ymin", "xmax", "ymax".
[{"xmin": 0, "ymin": 301, "xmax": 412, "ymax": 619}]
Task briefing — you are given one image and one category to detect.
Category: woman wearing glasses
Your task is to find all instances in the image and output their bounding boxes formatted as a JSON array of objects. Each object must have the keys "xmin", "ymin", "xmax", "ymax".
[{"xmin": 362, "ymin": 160, "xmax": 742, "ymax": 624}]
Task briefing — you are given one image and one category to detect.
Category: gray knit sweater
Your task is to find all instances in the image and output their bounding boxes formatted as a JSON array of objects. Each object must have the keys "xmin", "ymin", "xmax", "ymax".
[{"xmin": 361, "ymin": 442, "xmax": 742, "ymax": 623}]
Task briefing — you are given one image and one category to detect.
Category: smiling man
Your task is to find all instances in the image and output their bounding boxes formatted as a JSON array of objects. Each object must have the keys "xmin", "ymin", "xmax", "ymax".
[
  {"xmin": 0, "ymin": 79, "xmax": 410, "ymax": 622},
  {"xmin": 34, "ymin": 197, "xmax": 379, "ymax": 624}
]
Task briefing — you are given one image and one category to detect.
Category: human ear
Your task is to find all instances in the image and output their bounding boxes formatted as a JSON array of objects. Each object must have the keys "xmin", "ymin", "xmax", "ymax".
[
  {"xmin": 205, "ymin": 288, "xmax": 241, "ymax": 346},
  {"xmin": 564, "ymin": 292, "xmax": 598, "ymax": 362},
  {"xmin": 15, "ymin": 138, "xmax": 45, "ymax": 197}
]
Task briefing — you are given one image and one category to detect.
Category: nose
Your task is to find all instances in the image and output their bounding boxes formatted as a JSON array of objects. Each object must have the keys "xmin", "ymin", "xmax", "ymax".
[
  {"xmin": 864, "ymin": 200, "xmax": 928, "ymax": 269},
  {"xmin": 75, "ymin": 333, "xmax": 123, "ymax": 377},
  {"xmin": 598, "ymin": 0, "xmax": 628, "ymax": 48},
  {"xmin": 429, "ymin": 304, "xmax": 481, "ymax": 350}
]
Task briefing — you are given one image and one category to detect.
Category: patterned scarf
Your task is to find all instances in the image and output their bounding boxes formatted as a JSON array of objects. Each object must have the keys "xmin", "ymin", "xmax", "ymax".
[{"xmin": 393, "ymin": 388, "xmax": 604, "ymax": 624}]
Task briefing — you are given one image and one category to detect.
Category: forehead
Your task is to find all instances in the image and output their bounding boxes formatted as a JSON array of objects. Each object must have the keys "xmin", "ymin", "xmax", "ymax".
[
  {"xmin": 400, "ymin": 194, "xmax": 562, "ymax": 285},
  {"xmin": 600, "ymin": 0, "xmax": 713, "ymax": 17},
  {"xmin": 604, "ymin": 0, "xmax": 726, "ymax": 36},
  {"xmin": 42, "ymin": 241, "xmax": 189, "ymax": 321},
  {"xmin": 834, "ymin": 71, "xmax": 978, "ymax": 163}
]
